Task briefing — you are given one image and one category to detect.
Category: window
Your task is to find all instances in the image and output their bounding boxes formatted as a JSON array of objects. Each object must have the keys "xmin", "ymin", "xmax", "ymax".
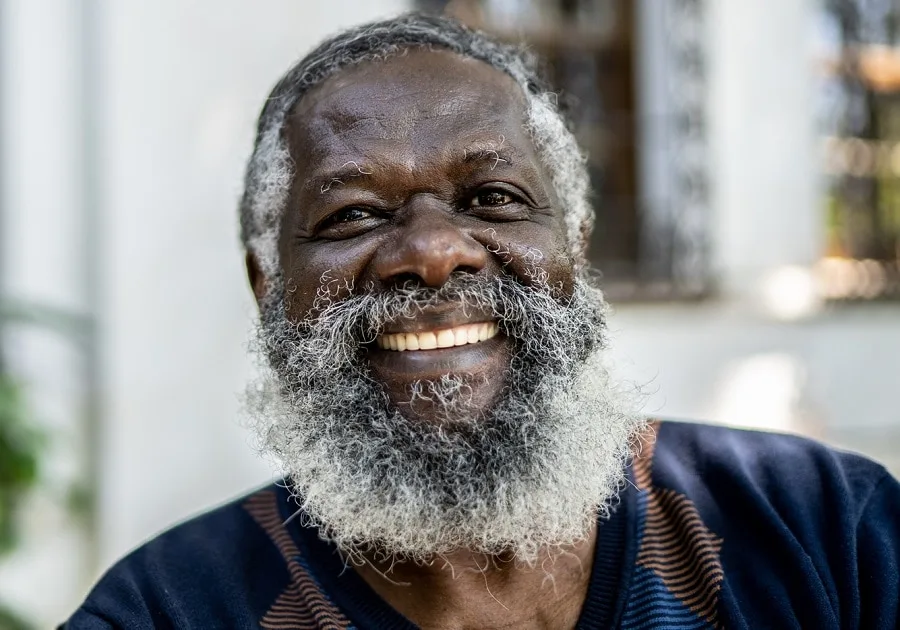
[
  {"xmin": 420, "ymin": 0, "xmax": 712, "ymax": 299},
  {"xmin": 818, "ymin": 0, "xmax": 900, "ymax": 300}
]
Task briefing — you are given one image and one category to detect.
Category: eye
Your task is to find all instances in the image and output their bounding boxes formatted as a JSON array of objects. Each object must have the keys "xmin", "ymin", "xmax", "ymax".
[
  {"xmin": 320, "ymin": 206, "xmax": 372, "ymax": 228},
  {"xmin": 470, "ymin": 190, "xmax": 515, "ymax": 207},
  {"xmin": 313, "ymin": 205, "xmax": 384, "ymax": 240},
  {"xmin": 463, "ymin": 186, "xmax": 531, "ymax": 222}
]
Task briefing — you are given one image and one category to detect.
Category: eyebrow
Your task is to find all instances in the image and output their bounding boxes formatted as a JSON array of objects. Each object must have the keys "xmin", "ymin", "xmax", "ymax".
[
  {"xmin": 306, "ymin": 142, "xmax": 525, "ymax": 196},
  {"xmin": 462, "ymin": 136, "xmax": 521, "ymax": 171},
  {"xmin": 308, "ymin": 161, "xmax": 375, "ymax": 195}
]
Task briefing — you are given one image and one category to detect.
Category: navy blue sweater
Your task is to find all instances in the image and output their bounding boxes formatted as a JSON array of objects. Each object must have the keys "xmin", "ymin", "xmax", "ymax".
[{"xmin": 63, "ymin": 421, "xmax": 900, "ymax": 629}]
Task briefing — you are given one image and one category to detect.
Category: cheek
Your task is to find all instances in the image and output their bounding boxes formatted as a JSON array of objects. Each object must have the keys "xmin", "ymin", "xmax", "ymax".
[
  {"xmin": 280, "ymin": 239, "xmax": 380, "ymax": 319},
  {"xmin": 543, "ymin": 247, "xmax": 577, "ymax": 294},
  {"xmin": 533, "ymin": 247, "xmax": 576, "ymax": 297},
  {"xmin": 473, "ymin": 222, "xmax": 575, "ymax": 291}
]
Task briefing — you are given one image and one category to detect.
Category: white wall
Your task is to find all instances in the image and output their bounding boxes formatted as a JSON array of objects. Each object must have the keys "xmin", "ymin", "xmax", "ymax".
[{"xmin": 608, "ymin": 303, "xmax": 900, "ymax": 473}]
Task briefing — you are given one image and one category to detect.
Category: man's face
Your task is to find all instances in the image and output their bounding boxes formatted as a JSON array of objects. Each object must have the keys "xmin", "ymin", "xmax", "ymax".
[
  {"xmin": 248, "ymin": 49, "xmax": 638, "ymax": 562},
  {"xmin": 277, "ymin": 48, "xmax": 574, "ymax": 416}
]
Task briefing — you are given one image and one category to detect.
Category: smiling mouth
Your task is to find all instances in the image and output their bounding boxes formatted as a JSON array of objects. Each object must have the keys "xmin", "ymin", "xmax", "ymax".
[{"xmin": 376, "ymin": 322, "xmax": 500, "ymax": 351}]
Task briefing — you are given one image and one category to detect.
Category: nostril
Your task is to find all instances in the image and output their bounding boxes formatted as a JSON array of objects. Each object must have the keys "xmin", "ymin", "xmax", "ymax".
[
  {"xmin": 455, "ymin": 265, "xmax": 481, "ymax": 276},
  {"xmin": 391, "ymin": 272, "xmax": 423, "ymax": 288}
]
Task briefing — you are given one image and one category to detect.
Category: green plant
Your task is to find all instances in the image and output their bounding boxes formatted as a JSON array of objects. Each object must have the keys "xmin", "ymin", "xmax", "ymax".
[
  {"xmin": 0, "ymin": 606, "xmax": 32, "ymax": 630},
  {"xmin": 0, "ymin": 374, "xmax": 42, "ymax": 630}
]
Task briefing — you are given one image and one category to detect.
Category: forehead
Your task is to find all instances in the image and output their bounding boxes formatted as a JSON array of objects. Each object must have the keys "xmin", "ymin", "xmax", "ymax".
[{"xmin": 284, "ymin": 49, "xmax": 534, "ymax": 174}]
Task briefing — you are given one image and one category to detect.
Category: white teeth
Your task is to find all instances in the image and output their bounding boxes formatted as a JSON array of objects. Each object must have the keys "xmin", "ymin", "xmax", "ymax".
[
  {"xmin": 419, "ymin": 331, "xmax": 438, "ymax": 350},
  {"xmin": 377, "ymin": 322, "xmax": 499, "ymax": 352},
  {"xmin": 436, "ymin": 329, "xmax": 455, "ymax": 348}
]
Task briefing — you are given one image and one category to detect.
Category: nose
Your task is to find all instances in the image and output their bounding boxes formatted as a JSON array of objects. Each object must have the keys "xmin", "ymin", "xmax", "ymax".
[{"xmin": 373, "ymin": 207, "xmax": 488, "ymax": 288}]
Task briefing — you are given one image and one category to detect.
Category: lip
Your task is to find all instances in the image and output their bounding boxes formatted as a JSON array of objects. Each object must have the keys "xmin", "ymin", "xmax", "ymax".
[{"xmin": 365, "ymin": 334, "xmax": 509, "ymax": 379}]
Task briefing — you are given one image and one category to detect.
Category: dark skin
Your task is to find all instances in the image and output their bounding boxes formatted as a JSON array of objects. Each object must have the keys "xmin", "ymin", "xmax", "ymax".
[{"xmin": 247, "ymin": 49, "xmax": 595, "ymax": 630}]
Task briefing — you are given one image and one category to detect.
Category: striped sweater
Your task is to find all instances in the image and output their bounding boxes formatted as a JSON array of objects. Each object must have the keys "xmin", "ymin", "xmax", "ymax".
[{"xmin": 63, "ymin": 421, "xmax": 900, "ymax": 629}]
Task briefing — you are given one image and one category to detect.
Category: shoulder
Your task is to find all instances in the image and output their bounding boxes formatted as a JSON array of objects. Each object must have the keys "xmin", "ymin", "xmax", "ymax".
[
  {"xmin": 646, "ymin": 419, "xmax": 891, "ymax": 523},
  {"xmin": 638, "ymin": 420, "xmax": 900, "ymax": 627},
  {"xmin": 63, "ymin": 482, "xmax": 293, "ymax": 628}
]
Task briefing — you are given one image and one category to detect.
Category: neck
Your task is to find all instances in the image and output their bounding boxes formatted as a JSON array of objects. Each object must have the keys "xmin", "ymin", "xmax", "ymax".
[{"xmin": 353, "ymin": 523, "xmax": 598, "ymax": 630}]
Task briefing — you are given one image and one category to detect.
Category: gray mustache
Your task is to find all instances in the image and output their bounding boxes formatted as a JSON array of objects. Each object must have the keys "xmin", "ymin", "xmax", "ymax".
[{"xmin": 312, "ymin": 273, "xmax": 521, "ymax": 339}]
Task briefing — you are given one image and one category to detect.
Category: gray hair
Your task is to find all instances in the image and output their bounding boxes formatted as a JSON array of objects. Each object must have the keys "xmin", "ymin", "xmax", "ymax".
[{"xmin": 238, "ymin": 12, "xmax": 593, "ymax": 279}]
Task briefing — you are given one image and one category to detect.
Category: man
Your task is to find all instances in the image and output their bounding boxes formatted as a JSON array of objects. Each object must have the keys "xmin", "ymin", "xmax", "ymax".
[{"xmin": 65, "ymin": 13, "xmax": 899, "ymax": 630}]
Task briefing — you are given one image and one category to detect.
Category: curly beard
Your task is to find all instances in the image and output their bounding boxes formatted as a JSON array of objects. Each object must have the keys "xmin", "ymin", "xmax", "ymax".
[{"xmin": 245, "ymin": 271, "xmax": 643, "ymax": 565}]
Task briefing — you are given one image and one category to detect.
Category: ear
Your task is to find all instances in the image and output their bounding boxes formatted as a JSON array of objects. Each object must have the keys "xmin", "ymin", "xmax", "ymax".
[{"xmin": 245, "ymin": 251, "xmax": 268, "ymax": 306}]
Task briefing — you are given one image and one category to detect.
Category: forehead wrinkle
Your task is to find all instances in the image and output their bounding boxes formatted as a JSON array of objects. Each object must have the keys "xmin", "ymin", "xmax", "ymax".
[
  {"xmin": 323, "ymin": 88, "xmax": 504, "ymax": 142},
  {"xmin": 291, "ymin": 115, "xmax": 389, "ymax": 194},
  {"xmin": 290, "ymin": 70, "xmax": 542, "ymax": 200},
  {"xmin": 321, "ymin": 106, "xmax": 419, "ymax": 142}
]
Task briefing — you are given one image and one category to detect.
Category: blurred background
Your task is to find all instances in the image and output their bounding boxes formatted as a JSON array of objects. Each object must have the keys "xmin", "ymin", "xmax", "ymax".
[{"xmin": 0, "ymin": 0, "xmax": 898, "ymax": 626}]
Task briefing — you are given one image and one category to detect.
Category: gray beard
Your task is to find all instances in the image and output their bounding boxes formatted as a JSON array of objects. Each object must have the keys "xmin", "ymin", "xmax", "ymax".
[{"xmin": 245, "ymin": 271, "xmax": 643, "ymax": 565}]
